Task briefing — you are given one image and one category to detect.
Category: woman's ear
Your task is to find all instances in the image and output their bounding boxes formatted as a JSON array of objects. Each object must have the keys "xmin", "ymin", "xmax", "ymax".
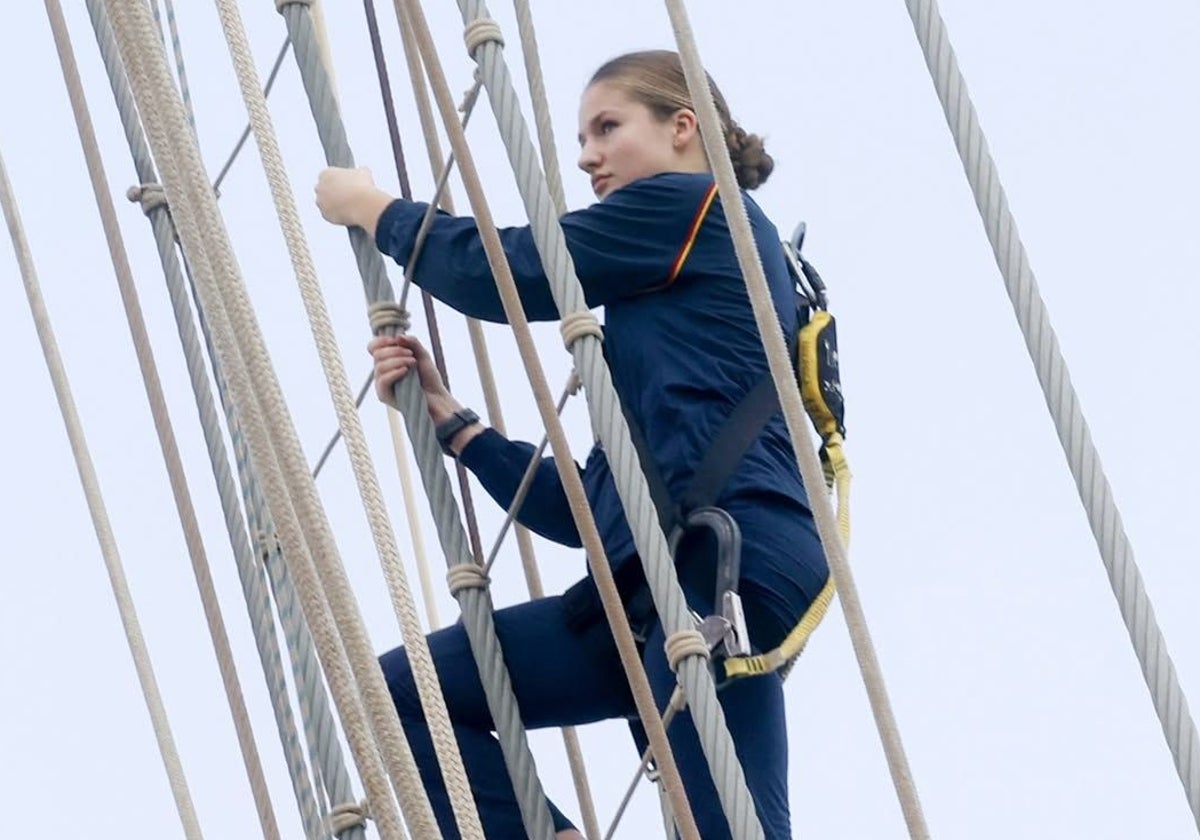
[{"xmin": 672, "ymin": 108, "xmax": 699, "ymax": 148}]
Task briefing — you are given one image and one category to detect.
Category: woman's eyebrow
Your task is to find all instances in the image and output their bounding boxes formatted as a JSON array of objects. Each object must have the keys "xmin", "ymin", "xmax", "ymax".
[{"xmin": 577, "ymin": 109, "xmax": 618, "ymax": 144}]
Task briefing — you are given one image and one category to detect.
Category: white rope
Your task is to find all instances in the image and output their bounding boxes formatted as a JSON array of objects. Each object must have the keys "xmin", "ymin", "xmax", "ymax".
[
  {"xmin": 902, "ymin": 0, "xmax": 1200, "ymax": 826},
  {"xmin": 44, "ymin": 3, "xmax": 282, "ymax": 835},
  {"xmin": 1, "ymin": 138, "xmax": 204, "ymax": 840},
  {"xmin": 100, "ymin": 2, "xmax": 410, "ymax": 835}
]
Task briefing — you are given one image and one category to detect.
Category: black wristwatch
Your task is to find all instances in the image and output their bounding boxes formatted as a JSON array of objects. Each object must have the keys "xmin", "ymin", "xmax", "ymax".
[{"xmin": 434, "ymin": 408, "xmax": 481, "ymax": 457}]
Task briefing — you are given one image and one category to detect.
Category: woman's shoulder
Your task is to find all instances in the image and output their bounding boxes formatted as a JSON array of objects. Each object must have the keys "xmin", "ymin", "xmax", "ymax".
[{"xmin": 603, "ymin": 171, "xmax": 717, "ymax": 206}]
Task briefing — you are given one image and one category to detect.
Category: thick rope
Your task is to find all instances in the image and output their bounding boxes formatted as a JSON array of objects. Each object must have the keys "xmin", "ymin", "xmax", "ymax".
[
  {"xmin": 101, "ymin": 2, "xmax": 412, "ymax": 836},
  {"xmin": 44, "ymin": 4, "xmax": 282, "ymax": 836},
  {"xmin": 509, "ymin": 0, "xmax": 566, "ymax": 217},
  {"xmin": 84, "ymin": 3, "xmax": 359, "ymax": 836},
  {"xmin": 277, "ymin": 2, "xmax": 553, "ymax": 837},
  {"xmin": 1, "ymin": 140, "xmax": 204, "ymax": 840},
  {"xmin": 215, "ymin": 2, "xmax": 487, "ymax": 837},
  {"xmin": 399, "ymin": 2, "xmax": 704, "ymax": 837},
  {"xmin": 902, "ymin": 0, "xmax": 1200, "ymax": 825},
  {"xmin": 213, "ymin": 37, "xmax": 292, "ymax": 197},
  {"xmin": 663, "ymin": 4, "xmax": 930, "ymax": 837},
  {"xmin": 387, "ymin": 6, "xmax": 601, "ymax": 833}
]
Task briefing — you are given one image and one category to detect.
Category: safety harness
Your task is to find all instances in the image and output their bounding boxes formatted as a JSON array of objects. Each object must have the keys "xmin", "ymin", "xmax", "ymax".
[{"xmin": 624, "ymin": 221, "xmax": 847, "ymax": 683}]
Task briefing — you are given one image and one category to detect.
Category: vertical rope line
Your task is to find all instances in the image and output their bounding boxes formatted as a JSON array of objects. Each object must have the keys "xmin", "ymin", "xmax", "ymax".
[
  {"xmin": 277, "ymin": 3, "xmax": 562, "ymax": 837},
  {"xmin": 385, "ymin": 409, "xmax": 442, "ymax": 628},
  {"xmin": 83, "ymin": 3, "xmax": 360, "ymax": 835},
  {"xmin": 398, "ymin": 3, "xmax": 704, "ymax": 836},
  {"xmin": 902, "ymin": 0, "xmax": 1200, "ymax": 825},
  {"xmin": 361, "ymin": 0, "xmax": 488, "ymax": 571},
  {"xmin": 101, "ymin": 2, "xmax": 410, "ymax": 835},
  {"xmin": 385, "ymin": 5, "xmax": 601, "ymax": 831},
  {"xmin": 43, "ymin": 3, "xmax": 283, "ymax": 836},
  {"xmin": 1, "ymin": 140, "xmax": 205, "ymax": 840},
  {"xmin": 509, "ymin": 0, "xmax": 566, "ymax": 217},
  {"xmin": 213, "ymin": 2, "xmax": 481, "ymax": 836},
  {"xmin": 663, "ymin": 4, "xmax": 930, "ymax": 837}
]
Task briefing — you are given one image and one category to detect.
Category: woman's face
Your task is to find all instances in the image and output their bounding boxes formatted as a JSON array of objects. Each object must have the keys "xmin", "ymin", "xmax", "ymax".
[{"xmin": 577, "ymin": 81, "xmax": 685, "ymax": 200}]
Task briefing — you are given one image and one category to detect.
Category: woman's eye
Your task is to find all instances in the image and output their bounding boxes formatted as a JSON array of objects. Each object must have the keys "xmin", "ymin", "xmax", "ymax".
[{"xmin": 600, "ymin": 120, "xmax": 618, "ymax": 135}]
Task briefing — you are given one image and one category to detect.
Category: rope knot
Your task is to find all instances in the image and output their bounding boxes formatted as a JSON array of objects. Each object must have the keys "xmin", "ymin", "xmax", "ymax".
[
  {"xmin": 126, "ymin": 183, "xmax": 167, "ymax": 215},
  {"xmin": 275, "ymin": 0, "xmax": 313, "ymax": 12},
  {"xmin": 463, "ymin": 18, "xmax": 504, "ymax": 58},
  {"xmin": 447, "ymin": 564, "xmax": 490, "ymax": 596},
  {"xmin": 368, "ymin": 301, "xmax": 411, "ymax": 336},
  {"xmin": 665, "ymin": 630, "xmax": 710, "ymax": 673},
  {"xmin": 328, "ymin": 799, "xmax": 370, "ymax": 835},
  {"xmin": 560, "ymin": 312, "xmax": 602, "ymax": 350}
]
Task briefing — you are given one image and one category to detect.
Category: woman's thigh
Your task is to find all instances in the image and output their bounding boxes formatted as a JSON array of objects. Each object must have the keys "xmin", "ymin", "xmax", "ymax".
[{"xmin": 380, "ymin": 594, "xmax": 638, "ymax": 731}]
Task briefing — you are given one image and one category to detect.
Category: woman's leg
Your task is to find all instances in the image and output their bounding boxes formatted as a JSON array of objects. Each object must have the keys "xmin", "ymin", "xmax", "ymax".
[
  {"xmin": 379, "ymin": 594, "xmax": 634, "ymax": 839},
  {"xmin": 641, "ymin": 608, "xmax": 791, "ymax": 840}
]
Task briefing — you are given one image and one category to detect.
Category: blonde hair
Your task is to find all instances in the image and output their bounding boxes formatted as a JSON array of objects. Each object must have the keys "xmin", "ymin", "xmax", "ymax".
[{"xmin": 589, "ymin": 50, "xmax": 774, "ymax": 190}]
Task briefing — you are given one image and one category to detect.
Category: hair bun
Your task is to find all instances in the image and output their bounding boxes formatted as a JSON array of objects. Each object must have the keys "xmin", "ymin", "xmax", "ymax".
[{"xmin": 727, "ymin": 123, "xmax": 774, "ymax": 191}]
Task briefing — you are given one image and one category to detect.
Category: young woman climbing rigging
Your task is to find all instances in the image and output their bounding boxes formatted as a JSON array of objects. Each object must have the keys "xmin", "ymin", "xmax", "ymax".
[{"xmin": 316, "ymin": 50, "xmax": 828, "ymax": 840}]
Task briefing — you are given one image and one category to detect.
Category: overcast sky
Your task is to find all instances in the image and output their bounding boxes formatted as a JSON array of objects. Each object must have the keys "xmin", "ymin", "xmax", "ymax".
[{"xmin": 2, "ymin": 1, "xmax": 1199, "ymax": 838}]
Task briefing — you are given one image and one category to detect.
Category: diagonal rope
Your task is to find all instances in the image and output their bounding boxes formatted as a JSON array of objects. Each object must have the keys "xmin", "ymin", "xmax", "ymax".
[
  {"xmin": 902, "ymin": 0, "xmax": 1200, "ymax": 826},
  {"xmin": 101, "ymin": 1, "xmax": 415, "ymax": 835},
  {"xmin": 664, "ymin": 3, "xmax": 931, "ymax": 836},
  {"xmin": 44, "ymin": 3, "xmax": 282, "ymax": 837},
  {"xmin": 214, "ymin": 1, "xmax": 483, "ymax": 836},
  {"xmin": 84, "ymin": 2, "xmax": 361, "ymax": 835},
  {"xmin": 1, "ymin": 139, "xmax": 205, "ymax": 840},
  {"xmin": 397, "ymin": 2, "xmax": 705, "ymax": 836},
  {"xmin": 385, "ymin": 7, "xmax": 602, "ymax": 831}
]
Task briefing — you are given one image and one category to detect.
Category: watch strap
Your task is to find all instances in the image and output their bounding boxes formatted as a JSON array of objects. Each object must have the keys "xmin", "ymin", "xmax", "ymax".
[{"xmin": 434, "ymin": 408, "xmax": 480, "ymax": 456}]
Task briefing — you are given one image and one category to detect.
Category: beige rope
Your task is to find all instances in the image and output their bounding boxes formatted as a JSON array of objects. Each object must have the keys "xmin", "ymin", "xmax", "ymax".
[
  {"xmin": 390, "ymin": 3, "xmax": 601, "ymax": 837},
  {"xmin": 399, "ymin": 2, "xmax": 700, "ymax": 836},
  {"xmin": 44, "ymin": 4, "xmax": 282, "ymax": 835},
  {"xmin": 329, "ymin": 800, "xmax": 371, "ymax": 834},
  {"xmin": 559, "ymin": 311, "xmax": 603, "ymax": 350},
  {"xmin": 211, "ymin": 1, "xmax": 487, "ymax": 837},
  {"xmin": 663, "ymin": 3, "xmax": 930, "ymax": 836},
  {"xmin": 446, "ymin": 564, "xmax": 490, "ymax": 596},
  {"xmin": 126, "ymin": 182, "xmax": 167, "ymax": 214},
  {"xmin": 463, "ymin": 18, "xmax": 504, "ymax": 57},
  {"xmin": 101, "ymin": 2, "xmax": 410, "ymax": 836},
  {"xmin": 1, "ymin": 134, "xmax": 204, "ymax": 840},
  {"xmin": 665, "ymin": 631, "xmax": 710, "ymax": 673}
]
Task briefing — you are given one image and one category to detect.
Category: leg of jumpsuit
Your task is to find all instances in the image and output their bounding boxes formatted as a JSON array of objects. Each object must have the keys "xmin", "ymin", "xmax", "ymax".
[
  {"xmin": 380, "ymin": 594, "xmax": 637, "ymax": 838},
  {"xmin": 641, "ymin": 583, "xmax": 792, "ymax": 840}
]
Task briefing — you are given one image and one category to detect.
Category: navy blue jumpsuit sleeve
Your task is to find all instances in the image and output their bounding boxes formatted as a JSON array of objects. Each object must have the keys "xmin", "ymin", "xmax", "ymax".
[
  {"xmin": 457, "ymin": 428, "xmax": 583, "ymax": 548},
  {"xmin": 373, "ymin": 174, "xmax": 716, "ymax": 322}
]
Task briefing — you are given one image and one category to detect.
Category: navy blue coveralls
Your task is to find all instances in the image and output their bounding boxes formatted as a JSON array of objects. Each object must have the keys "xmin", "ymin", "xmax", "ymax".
[{"xmin": 375, "ymin": 172, "xmax": 829, "ymax": 839}]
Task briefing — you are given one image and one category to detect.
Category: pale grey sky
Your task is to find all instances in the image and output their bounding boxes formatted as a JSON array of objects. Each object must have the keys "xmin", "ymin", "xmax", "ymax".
[{"xmin": 2, "ymin": 1, "xmax": 1199, "ymax": 838}]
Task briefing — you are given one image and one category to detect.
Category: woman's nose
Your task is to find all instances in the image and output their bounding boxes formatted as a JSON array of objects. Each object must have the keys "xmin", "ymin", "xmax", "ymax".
[{"xmin": 577, "ymin": 140, "xmax": 600, "ymax": 173}]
